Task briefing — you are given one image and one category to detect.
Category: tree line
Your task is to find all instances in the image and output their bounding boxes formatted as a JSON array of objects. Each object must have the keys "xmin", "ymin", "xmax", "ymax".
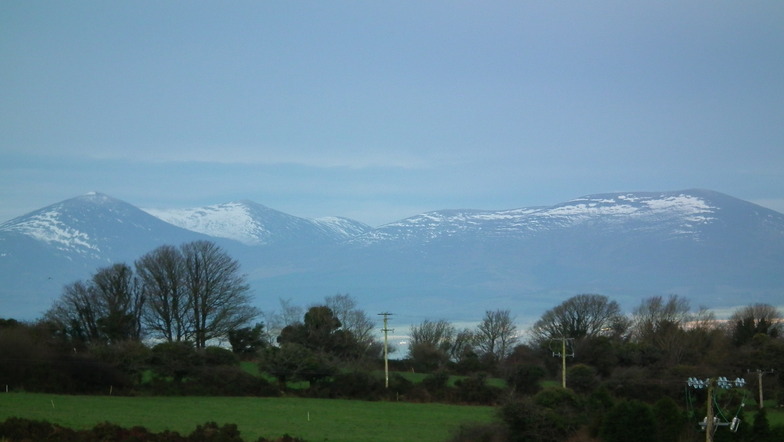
[
  {"xmin": 44, "ymin": 241, "xmax": 258, "ymax": 349},
  {"xmin": 1, "ymin": 241, "xmax": 783, "ymax": 441}
]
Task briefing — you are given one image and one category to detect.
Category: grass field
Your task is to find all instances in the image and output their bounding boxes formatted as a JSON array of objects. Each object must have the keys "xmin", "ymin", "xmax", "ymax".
[{"xmin": 0, "ymin": 393, "xmax": 498, "ymax": 442}]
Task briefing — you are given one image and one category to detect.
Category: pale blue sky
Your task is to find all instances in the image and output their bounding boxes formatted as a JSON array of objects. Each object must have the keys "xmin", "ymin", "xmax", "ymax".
[{"xmin": 2, "ymin": 1, "xmax": 783, "ymax": 226}]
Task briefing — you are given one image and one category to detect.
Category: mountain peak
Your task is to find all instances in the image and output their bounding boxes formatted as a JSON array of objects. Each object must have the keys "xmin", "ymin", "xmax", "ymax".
[{"xmin": 3, "ymin": 189, "xmax": 783, "ymax": 321}]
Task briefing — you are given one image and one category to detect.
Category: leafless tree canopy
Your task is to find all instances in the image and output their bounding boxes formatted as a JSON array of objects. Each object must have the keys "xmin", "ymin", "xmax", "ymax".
[
  {"xmin": 630, "ymin": 294, "xmax": 692, "ymax": 343},
  {"xmin": 136, "ymin": 245, "xmax": 189, "ymax": 343},
  {"xmin": 476, "ymin": 309, "xmax": 518, "ymax": 361},
  {"xmin": 410, "ymin": 319, "xmax": 456, "ymax": 350},
  {"xmin": 529, "ymin": 294, "xmax": 624, "ymax": 345},
  {"xmin": 45, "ymin": 263, "xmax": 143, "ymax": 345},
  {"xmin": 181, "ymin": 241, "xmax": 258, "ymax": 348},
  {"xmin": 47, "ymin": 241, "xmax": 258, "ymax": 348},
  {"xmin": 324, "ymin": 293, "xmax": 375, "ymax": 346}
]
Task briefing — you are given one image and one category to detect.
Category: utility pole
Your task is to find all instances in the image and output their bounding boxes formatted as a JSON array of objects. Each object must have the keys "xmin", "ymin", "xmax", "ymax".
[
  {"xmin": 705, "ymin": 379, "xmax": 715, "ymax": 442},
  {"xmin": 551, "ymin": 337, "xmax": 574, "ymax": 388},
  {"xmin": 687, "ymin": 376, "xmax": 746, "ymax": 442},
  {"xmin": 748, "ymin": 369, "xmax": 775, "ymax": 409},
  {"xmin": 378, "ymin": 312, "xmax": 393, "ymax": 389}
]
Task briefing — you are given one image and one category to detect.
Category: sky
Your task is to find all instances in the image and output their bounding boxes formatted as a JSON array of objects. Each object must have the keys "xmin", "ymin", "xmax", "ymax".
[{"xmin": 2, "ymin": 1, "xmax": 783, "ymax": 227}]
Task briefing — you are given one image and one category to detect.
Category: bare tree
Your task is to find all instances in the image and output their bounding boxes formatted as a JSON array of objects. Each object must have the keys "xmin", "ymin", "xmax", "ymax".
[
  {"xmin": 45, "ymin": 280, "xmax": 100, "ymax": 344},
  {"xmin": 263, "ymin": 298, "xmax": 304, "ymax": 345},
  {"xmin": 91, "ymin": 263, "xmax": 144, "ymax": 343},
  {"xmin": 45, "ymin": 263, "xmax": 144, "ymax": 345},
  {"xmin": 629, "ymin": 295, "xmax": 725, "ymax": 366},
  {"xmin": 410, "ymin": 319, "xmax": 456, "ymax": 349},
  {"xmin": 181, "ymin": 241, "xmax": 259, "ymax": 348},
  {"xmin": 324, "ymin": 293, "xmax": 375, "ymax": 346},
  {"xmin": 630, "ymin": 295, "xmax": 691, "ymax": 344},
  {"xmin": 476, "ymin": 309, "xmax": 518, "ymax": 362},
  {"xmin": 136, "ymin": 245, "xmax": 190, "ymax": 343},
  {"xmin": 450, "ymin": 328, "xmax": 477, "ymax": 363},
  {"xmin": 408, "ymin": 318, "xmax": 456, "ymax": 371},
  {"xmin": 529, "ymin": 294, "xmax": 624, "ymax": 346}
]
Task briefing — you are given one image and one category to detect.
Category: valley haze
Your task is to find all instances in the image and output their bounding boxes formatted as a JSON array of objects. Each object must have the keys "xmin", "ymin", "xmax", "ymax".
[{"xmin": 1, "ymin": 189, "xmax": 783, "ymax": 342}]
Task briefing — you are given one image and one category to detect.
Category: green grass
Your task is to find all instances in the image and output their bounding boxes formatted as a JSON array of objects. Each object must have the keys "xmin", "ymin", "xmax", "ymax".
[
  {"xmin": 0, "ymin": 393, "xmax": 498, "ymax": 442},
  {"xmin": 746, "ymin": 401, "xmax": 784, "ymax": 427},
  {"xmin": 386, "ymin": 371, "xmax": 507, "ymax": 388},
  {"xmin": 767, "ymin": 408, "xmax": 784, "ymax": 427}
]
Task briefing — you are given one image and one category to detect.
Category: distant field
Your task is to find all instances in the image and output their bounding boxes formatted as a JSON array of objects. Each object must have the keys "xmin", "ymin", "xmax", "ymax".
[
  {"xmin": 0, "ymin": 393, "xmax": 498, "ymax": 442},
  {"xmin": 239, "ymin": 361, "xmax": 507, "ymax": 389}
]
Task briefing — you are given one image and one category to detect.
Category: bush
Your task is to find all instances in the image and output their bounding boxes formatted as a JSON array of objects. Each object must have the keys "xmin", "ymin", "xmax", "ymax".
[
  {"xmin": 150, "ymin": 342, "xmax": 202, "ymax": 383},
  {"xmin": 146, "ymin": 365, "xmax": 276, "ymax": 397},
  {"xmin": 454, "ymin": 373, "xmax": 502, "ymax": 404},
  {"xmin": 311, "ymin": 371, "xmax": 386, "ymax": 400},
  {"xmin": 600, "ymin": 400, "xmax": 658, "ymax": 442},
  {"xmin": 188, "ymin": 422, "xmax": 242, "ymax": 442},
  {"xmin": 506, "ymin": 364, "xmax": 546, "ymax": 396},
  {"xmin": 0, "ymin": 416, "xmax": 61, "ymax": 440},
  {"xmin": 566, "ymin": 363, "xmax": 598, "ymax": 395},
  {"xmin": 202, "ymin": 347, "xmax": 239, "ymax": 367},
  {"xmin": 0, "ymin": 417, "xmax": 306, "ymax": 442}
]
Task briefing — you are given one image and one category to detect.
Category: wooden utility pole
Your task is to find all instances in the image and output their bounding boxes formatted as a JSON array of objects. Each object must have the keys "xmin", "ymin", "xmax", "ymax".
[
  {"xmin": 705, "ymin": 379, "xmax": 715, "ymax": 442},
  {"xmin": 749, "ymin": 369, "xmax": 775, "ymax": 409},
  {"xmin": 561, "ymin": 338, "xmax": 567, "ymax": 388},
  {"xmin": 378, "ymin": 312, "xmax": 393, "ymax": 388},
  {"xmin": 688, "ymin": 376, "xmax": 746, "ymax": 441},
  {"xmin": 551, "ymin": 337, "xmax": 573, "ymax": 388}
]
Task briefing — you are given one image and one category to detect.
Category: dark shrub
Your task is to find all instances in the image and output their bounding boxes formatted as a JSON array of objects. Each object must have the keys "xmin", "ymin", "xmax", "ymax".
[
  {"xmin": 317, "ymin": 371, "xmax": 386, "ymax": 400},
  {"xmin": 566, "ymin": 363, "xmax": 598, "ymax": 395},
  {"xmin": 0, "ymin": 417, "xmax": 57, "ymax": 440},
  {"xmin": 150, "ymin": 341, "xmax": 202, "ymax": 383},
  {"xmin": 188, "ymin": 422, "xmax": 242, "ymax": 442},
  {"xmin": 506, "ymin": 364, "xmax": 546, "ymax": 396},
  {"xmin": 202, "ymin": 346, "xmax": 239, "ymax": 367},
  {"xmin": 600, "ymin": 399, "xmax": 658, "ymax": 442},
  {"xmin": 387, "ymin": 373, "xmax": 414, "ymax": 400},
  {"xmin": 91, "ymin": 340, "xmax": 151, "ymax": 385},
  {"xmin": 185, "ymin": 365, "xmax": 276, "ymax": 396},
  {"xmin": 454, "ymin": 373, "xmax": 502, "ymax": 404}
]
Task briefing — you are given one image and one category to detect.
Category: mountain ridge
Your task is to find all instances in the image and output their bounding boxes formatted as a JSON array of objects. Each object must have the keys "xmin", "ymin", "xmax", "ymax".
[{"xmin": 2, "ymin": 189, "xmax": 783, "ymax": 322}]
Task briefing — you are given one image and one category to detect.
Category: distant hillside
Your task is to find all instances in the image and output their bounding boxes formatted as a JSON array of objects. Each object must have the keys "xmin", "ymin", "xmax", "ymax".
[{"xmin": 2, "ymin": 189, "xmax": 782, "ymax": 323}]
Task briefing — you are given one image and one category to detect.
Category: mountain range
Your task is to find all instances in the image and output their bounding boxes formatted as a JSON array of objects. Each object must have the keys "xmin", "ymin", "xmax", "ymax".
[{"xmin": 2, "ymin": 189, "xmax": 783, "ymax": 326}]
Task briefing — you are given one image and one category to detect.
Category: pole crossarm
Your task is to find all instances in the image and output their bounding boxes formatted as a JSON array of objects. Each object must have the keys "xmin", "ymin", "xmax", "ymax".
[
  {"xmin": 686, "ymin": 376, "xmax": 748, "ymax": 441},
  {"xmin": 550, "ymin": 337, "xmax": 574, "ymax": 388}
]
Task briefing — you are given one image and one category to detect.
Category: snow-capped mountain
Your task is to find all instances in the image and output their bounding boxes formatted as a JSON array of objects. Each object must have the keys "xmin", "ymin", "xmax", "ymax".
[
  {"xmin": 2, "ymin": 189, "xmax": 783, "ymax": 322},
  {"xmin": 356, "ymin": 191, "xmax": 728, "ymax": 244},
  {"xmin": 143, "ymin": 201, "xmax": 370, "ymax": 246},
  {"xmin": 0, "ymin": 192, "xmax": 216, "ymax": 317}
]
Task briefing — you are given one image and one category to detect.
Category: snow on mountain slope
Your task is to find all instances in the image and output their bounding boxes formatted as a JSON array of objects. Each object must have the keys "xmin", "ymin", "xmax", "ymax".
[
  {"xmin": 3, "ymin": 188, "xmax": 783, "ymax": 321},
  {"xmin": 1, "ymin": 204, "xmax": 101, "ymax": 256},
  {"xmin": 0, "ymin": 192, "xmax": 210, "ymax": 260},
  {"xmin": 311, "ymin": 216, "xmax": 372, "ymax": 238},
  {"xmin": 355, "ymin": 190, "xmax": 720, "ymax": 244},
  {"xmin": 144, "ymin": 201, "xmax": 274, "ymax": 245},
  {"xmin": 144, "ymin": 201, "xmax": 370, "ymax": 245}
]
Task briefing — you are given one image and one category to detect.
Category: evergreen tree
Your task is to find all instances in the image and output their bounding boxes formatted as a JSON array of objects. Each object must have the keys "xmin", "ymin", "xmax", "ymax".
[
  {"xmin": 601, "ymin": 399, "xmax": 658, "ymax": 442},
  {"xmin": 750, "ymin": 408, "xmax": 771, "ymax": 442},
  {"xmin": 652, "ymin": 396, "xmax": 686, "ymax": 442}
]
